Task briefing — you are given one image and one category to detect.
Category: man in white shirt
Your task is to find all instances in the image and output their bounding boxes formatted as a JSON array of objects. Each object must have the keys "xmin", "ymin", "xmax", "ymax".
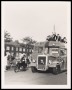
[{"xmin": 4, "ymin": 52, "xmax": 10, "ymax": 71}]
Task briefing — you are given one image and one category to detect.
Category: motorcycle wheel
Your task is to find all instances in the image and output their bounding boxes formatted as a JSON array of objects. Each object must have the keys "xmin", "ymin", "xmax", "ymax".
[{"xmin": 14, "ymin": 66, "xmax": 19, "ymax": 73}]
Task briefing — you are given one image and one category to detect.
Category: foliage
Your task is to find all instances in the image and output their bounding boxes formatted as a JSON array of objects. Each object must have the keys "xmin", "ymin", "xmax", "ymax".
[
  {"xmin": 21, "ymin": 36, "xmax": 37, "ymax": 45},
  {"xmin": 14, "ymin": 40, "xmax": 19, "ymax": 44},
  {"xmin": 4, "ymin": 31, "xmax": 13, "ymax": 42}
]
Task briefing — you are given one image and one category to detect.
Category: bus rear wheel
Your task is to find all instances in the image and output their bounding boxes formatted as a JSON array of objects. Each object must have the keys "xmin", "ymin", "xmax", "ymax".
[{"xmin": 53, "ymin": 65, "xmax": 61, "ymax": 75}]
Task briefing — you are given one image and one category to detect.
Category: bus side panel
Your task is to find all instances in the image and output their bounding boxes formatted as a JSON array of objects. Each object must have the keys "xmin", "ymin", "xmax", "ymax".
[{"xmin": 60, "ymin": 56, "xmax": 67, "ymax": 70}]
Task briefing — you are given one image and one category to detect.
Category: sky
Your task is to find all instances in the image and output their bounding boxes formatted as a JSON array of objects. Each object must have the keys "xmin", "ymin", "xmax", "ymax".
[{"xmin": 2, "ymin": 1, "xmax": 70, "ymax": 42}]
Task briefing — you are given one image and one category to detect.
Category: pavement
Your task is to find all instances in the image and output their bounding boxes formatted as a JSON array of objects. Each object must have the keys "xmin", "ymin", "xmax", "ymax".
[{"xmin": 5, "ymin": 67, "xmax": 67, "ymax": 85}]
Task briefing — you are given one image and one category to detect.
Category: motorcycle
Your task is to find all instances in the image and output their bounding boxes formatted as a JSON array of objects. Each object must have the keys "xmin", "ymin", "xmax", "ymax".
[{"xmin": 14, "ymin": 59, "xmax": 27, "ymax": 72}]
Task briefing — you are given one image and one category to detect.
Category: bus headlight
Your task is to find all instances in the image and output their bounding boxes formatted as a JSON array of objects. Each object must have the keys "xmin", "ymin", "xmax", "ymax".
[{"xmin": 49, "ymin": 60, "xmax": 52, "ymax": 64}]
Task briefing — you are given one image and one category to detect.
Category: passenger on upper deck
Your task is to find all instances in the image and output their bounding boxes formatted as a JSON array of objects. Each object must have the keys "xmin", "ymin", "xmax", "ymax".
[
  {"xmin": 46, "ymin": 32, "xmax": 56, "ymax": 41},
  {"xmin": 46, "ymin": 35, "xmax": 51, "ymax": 41},
  {"xmin": 61, "ymin": 37, "xmax": 67, "ymax": 43},
  {"xmin": 46, "ymin": 32, "xmax": 67, "ymax": 43},
  {"xmin": 51, "ymin": 32, "xmax": 57, "ymax": 41},
  {"xmin": 56, "ymin": 34, "xmax": 61, "ymax": 41}
]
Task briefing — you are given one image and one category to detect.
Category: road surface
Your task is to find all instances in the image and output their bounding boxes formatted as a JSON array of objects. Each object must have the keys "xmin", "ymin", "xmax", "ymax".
[{"xmin": 5, "ymin": 67, "xmax": 67, "ymax": 85}]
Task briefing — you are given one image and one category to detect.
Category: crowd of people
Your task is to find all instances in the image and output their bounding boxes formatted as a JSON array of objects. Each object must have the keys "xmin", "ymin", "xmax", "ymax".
[
  {"xmin": 46, "ymin": 32, "xmax": 67, "ymax": 43},
  {"xmin": 4, "ymin": 52, "xmax": 31, "ymax": 71}
]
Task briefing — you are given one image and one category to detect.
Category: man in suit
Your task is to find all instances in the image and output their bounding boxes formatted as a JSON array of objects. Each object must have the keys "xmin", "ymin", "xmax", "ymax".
[
  {"xmin": 56, "ymin": 34, "xmax": 61, "ymax": 41},
  {"xmin": 52, "ymin": 33, "xmax": 57, "ymax": 41}
]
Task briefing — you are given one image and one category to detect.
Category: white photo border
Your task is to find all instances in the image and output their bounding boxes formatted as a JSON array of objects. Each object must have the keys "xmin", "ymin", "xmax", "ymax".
[{"xmin": 1, "ymin": 1, "xmax": 71, "ymax": 89}]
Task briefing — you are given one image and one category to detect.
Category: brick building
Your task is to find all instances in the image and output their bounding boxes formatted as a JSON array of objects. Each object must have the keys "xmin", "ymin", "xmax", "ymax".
[{"xmin": 4, "ymin": 41, "xmax": 34, "ymax": 56}]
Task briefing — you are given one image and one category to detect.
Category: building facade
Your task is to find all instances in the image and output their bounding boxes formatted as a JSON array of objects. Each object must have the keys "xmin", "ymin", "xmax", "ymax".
[{"xmin": 4, "ymin": 41, "xmax": 34, "ymax": 56}]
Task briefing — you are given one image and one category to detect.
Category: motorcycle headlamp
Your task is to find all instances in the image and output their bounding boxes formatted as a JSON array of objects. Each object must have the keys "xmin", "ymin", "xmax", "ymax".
[
  {"xmin": 32, "ymin": 59, "xmax": 36, "ymax": 63},
  {"xmin": 22, "ymin": 59, "xmax": 25, "ymax": 61}
]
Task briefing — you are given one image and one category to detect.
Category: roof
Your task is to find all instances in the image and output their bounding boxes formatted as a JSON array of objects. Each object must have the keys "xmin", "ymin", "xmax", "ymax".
[
  {"xmin": 35, "ymin": 41, "xmax": 67, "ymax": 48},
  {"xmin": 35, "ymin": 41, "xmax": 46, "ymax": 47},
  {"xmin": 48, "ymin": 41, "xmax": 65, "ymax": 47},
  {"xmin": 5, "ymin": 41, "xmax": 24, "ymax": 47},
  {"xmin": 5, "ymin": 41, "xmax": 34, "ymax": 48}
]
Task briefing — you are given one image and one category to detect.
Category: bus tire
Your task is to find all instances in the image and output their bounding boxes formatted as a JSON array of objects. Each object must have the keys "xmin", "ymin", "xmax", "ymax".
[
  {"xmin": 31, "ymin": 66, "xmax": 37, "ymax": 73},
  {"xmin": 53, "ymin": 65, "xmax": 60, "ymax": 75}
]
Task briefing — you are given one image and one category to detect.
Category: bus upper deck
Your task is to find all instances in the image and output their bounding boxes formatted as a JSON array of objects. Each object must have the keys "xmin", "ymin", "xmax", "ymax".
[{"xmin": 32, "ymin": 41, "xmax": 67, "ymax": 58}]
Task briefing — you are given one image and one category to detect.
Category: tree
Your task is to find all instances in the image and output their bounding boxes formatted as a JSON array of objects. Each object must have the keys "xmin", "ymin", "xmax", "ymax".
[
  {"xmin": 4, "ymin": 31, "xmax": 13, "ymax": 42},
  {"xmin": 21, "ymin": 36, "xmax": 37, "ymax": 56},
  {"xmin": 14, "ymin": 40, "xmax": 19, "ymax": 44},
  {"xmin": 21, "ymin": 36, "xmax": 37, "ymax": 45}
]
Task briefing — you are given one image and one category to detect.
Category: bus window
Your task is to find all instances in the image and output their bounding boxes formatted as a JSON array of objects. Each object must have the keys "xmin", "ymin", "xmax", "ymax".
[
  {"xmin": 44, "ymin": 48, "xmax": 48, "ymax": 54},
  {"xmin": 34, "ymin": 46, "xmax": 38, "ymax": 51},
  {"xmin": 49, "ymin": 48, "xmax": 59, "ymax": 56},
  {"xmin": 38, "ymin": 47, "xmax": 43, "ymax": 53},
  {"xmin": 65, "ymin": 49, "xmax": 67, "ymax": 55}
]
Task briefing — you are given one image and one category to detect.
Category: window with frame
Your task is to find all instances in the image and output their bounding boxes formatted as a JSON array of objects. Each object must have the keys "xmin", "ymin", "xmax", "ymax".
[
  {"xmin": 6, "ymin": 46, "xmax": 10, "ymax": 50},
  {"xmin": 23, "ymin": 48, "xmax": 25, "ymax": 52},
  {"xmin": 16, "ymin": 47, "xmax": 18, "ymax": 51},
  {"xmin": 29, "ymin": 49, "xmax": 32, "ymax": 52},
  {"xmin": 19, "ymin": 48, "xmax": 22, "ymax": 51},
  {"xmin": 16, "ymin": 53, "xmax": 19, "ymax": 56},
  {"xmin": 32, "ymin": 49, "xmax": 33, "ymax": 53},
  {"xmin": 11, "ymin": 47, "xmax": 14, "ymax": 51}
]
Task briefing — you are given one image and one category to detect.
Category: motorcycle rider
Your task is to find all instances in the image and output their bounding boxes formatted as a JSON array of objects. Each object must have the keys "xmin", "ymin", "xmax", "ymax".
[
  {"xmin": 20, "ymin": 53, "xmax": 27, "ymax": 69},
  {"xmin": 14, "ymin": 53, "xmax": 27, "ymax": 72}
]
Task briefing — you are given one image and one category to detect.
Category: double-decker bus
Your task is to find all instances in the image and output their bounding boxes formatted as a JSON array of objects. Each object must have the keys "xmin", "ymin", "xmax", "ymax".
[{"xmin": 30, "ymin": 41, "xmax": 67, "ymax": 74}]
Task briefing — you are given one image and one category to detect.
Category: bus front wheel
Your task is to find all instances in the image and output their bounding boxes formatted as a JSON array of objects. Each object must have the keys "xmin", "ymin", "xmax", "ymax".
[{"xmin": 31, "ymin": 66, "xmax": 37, "ymax": 73}]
